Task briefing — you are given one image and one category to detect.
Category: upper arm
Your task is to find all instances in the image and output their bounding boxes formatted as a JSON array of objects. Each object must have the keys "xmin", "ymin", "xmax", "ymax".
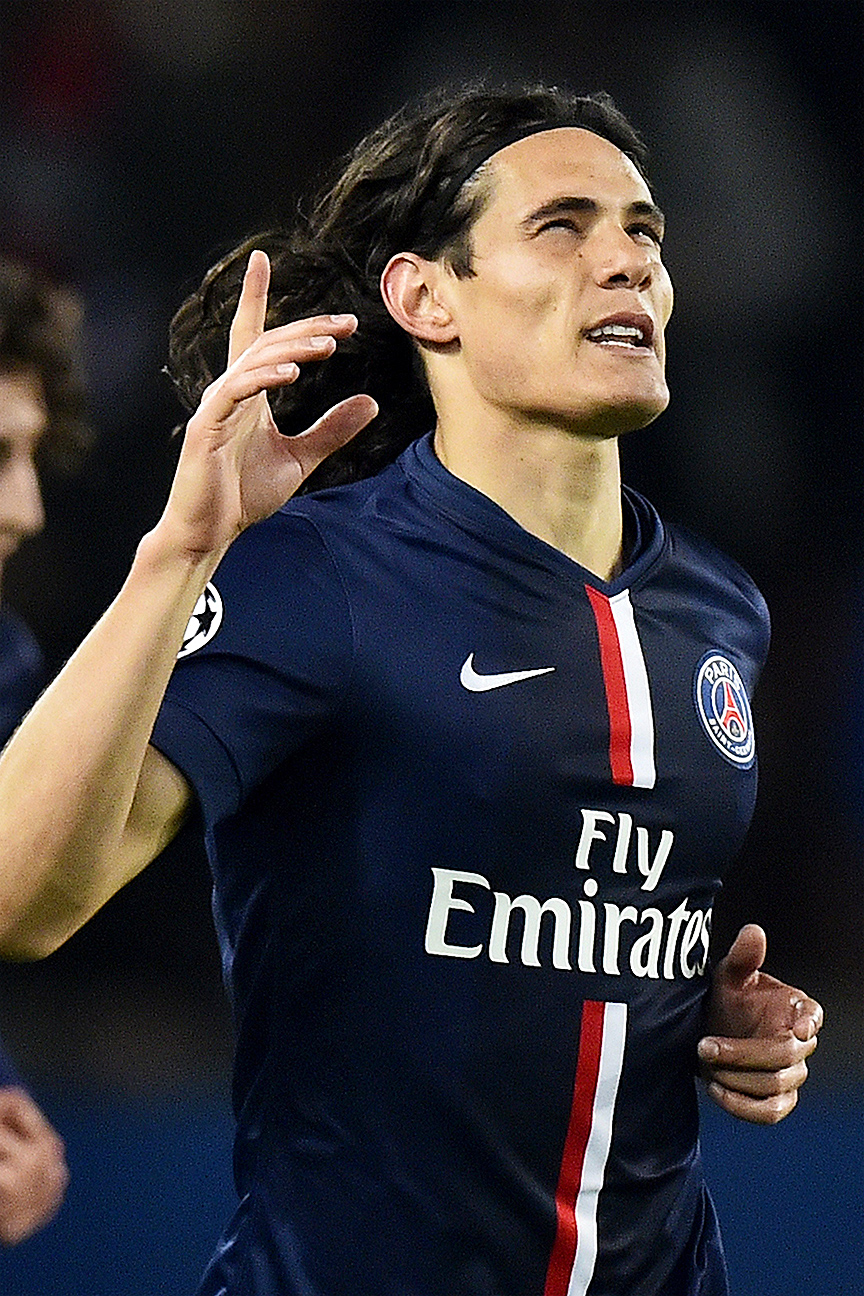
[
  {"xmin": 125, "ymin": 743, "xmax": 194, "ymax": 870},
  {"xmin": 58, "ymin": 745, "xmax": 192, "ymax": 954},
  {"xmin": 2, "ymin": 745, "xmax": 193, "ymax": 962}
]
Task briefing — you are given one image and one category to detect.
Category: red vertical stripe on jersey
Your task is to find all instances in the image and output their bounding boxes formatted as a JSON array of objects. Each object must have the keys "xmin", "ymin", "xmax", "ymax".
[
  {"xmin": 584, "ymin": 585, "xmax": 633, "ymax": 785},
  {"xmin": 544, "ymin": 1000, "xmax": 606, "ymax": 1296}
]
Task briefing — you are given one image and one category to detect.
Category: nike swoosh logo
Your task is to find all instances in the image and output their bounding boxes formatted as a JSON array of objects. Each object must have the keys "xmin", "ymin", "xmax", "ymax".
[{"xmin": 460, "ymin": 653, "xmax": 556, "ymax": 692}]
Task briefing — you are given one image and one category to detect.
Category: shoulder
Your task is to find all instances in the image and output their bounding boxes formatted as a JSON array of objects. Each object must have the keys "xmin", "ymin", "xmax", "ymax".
[
  {"xmin": 236, "ymin": 456, "xmax": 408, "ymax": 558},
  {"xmin": 181, "ymin": 460, "xmax": 416, "ymax": 666},
  {"xmin": 627, "ymin": 489, "xmax": 768, "ymax": 624},
  {"xmin": 213, "ymin": 478, "xmax": 380, "ymax": 601},
  {"xmin": 627, "ymin": 489, "xmax": 770, "ymax": 671},
  {"xmin": 666, "ymin": 520, "xmax": 768, "ymax": 619},
  {"xmin": 655, "ymin": 516, "xmax": 771, "ymax": 675}
]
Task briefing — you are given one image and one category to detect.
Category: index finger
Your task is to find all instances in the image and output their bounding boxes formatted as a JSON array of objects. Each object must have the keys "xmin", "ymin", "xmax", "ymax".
[
  {"xmin": 699, "ymin": 1031, "xmax": 818, "ymax": 1072},
  {"xmin": 791, "ymin": 994, "xmax": 824, "ymax": 1042},
  {"xmin": 228, "ymin": 250, "xmax": 271, "ymax": 366}
]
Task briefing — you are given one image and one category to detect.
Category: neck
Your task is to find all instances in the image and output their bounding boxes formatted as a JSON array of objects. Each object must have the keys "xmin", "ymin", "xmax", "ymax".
[{"xmin": 433, "ymin": 409, "xmax": 624, "ymax": 581}]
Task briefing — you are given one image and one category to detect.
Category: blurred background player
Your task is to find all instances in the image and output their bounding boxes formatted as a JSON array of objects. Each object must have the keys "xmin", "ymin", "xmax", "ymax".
[
  {"xmin": 0, "ymin": 256, "xmax": 90, "ymax": 1243},
  {"xmin": 0, "ymin": 258, "xmax": 90, "ymax": 742}
]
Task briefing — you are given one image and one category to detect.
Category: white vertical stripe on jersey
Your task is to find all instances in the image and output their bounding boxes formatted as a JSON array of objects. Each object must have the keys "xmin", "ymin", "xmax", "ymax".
[
  {"xmin": 608, "ymin": 591, "xmax": 656, "ymax": 789},
  {"xmin": 566, "ymin": 1002, "xmax": 628, "ymax": 1296}
]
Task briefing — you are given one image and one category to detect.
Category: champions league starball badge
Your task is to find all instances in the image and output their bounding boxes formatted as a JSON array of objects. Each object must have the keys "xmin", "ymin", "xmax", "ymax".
[
  {"xmin": 693, "ymin": 652, "xmax": 755, "ymax": 768},
  {"xmin": 177, "ymin": 582, "xmax": 223, "ymax": 658}
]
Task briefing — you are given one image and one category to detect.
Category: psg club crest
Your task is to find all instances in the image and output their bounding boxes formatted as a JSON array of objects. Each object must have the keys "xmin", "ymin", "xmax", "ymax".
[
  {"xmin": 177, "ymin": 582, "xmax": 223, "ymax": 658},
  {"xmin": 693, "ymin": 652, "xmax": 755, "ymax": 768}
]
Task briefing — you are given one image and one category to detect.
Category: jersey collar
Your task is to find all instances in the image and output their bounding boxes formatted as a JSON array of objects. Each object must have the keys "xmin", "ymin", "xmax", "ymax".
[{"xmin": 399, "ymin": 432, "xmax": 668, "ymax": 594}]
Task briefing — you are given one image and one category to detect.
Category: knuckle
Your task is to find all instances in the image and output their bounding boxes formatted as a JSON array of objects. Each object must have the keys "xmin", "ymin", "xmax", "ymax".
[
  {"xmin": 766, "ymin": 1092, "xmax": 796, "ymax": 1124},
  {"xmin": 201, "ymin": 375, "xmax": 224, "ymax": 402},
  {"xmin": 790, "ymin": 1060, "xmax": 808, "ymax": 1088}
]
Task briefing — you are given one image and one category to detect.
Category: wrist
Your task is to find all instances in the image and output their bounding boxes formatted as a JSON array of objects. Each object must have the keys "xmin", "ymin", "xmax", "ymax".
[{"xmin": 134, "ymin": 517, "xmax": 231, "ymax": 587}]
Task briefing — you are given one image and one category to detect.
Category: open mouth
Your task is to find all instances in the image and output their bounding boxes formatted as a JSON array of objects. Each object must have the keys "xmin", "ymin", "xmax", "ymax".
[{"xmin": 584, "ymin": 315, "xmax": 654, "ymax": 351}]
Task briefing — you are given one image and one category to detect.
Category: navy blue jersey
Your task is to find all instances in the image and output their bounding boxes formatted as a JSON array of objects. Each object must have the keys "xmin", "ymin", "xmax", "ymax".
[
  {"xmin": 0, "ymin": 609, "xmax": 43, "ymax": 1088},
  {"xmin": 0, "ymin": 1048, "xmax": 21, "ymax": 1088},
  {"xmin": 151, "ymin": 433, "xmax": 769, "ymax": 1296},
  {"xmin": 0, "ymin": 608, "xmax": 43, "ymax": 750}
]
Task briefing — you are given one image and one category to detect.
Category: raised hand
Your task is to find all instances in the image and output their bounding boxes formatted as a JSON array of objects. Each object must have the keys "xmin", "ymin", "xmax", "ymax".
[
  {"xmin": 163, "ymin": 249, "xmax": 378, "ymax": 558},
  {"xmin": 698, "ymin": 924, "xmax": 823, "ymax": 1125}
]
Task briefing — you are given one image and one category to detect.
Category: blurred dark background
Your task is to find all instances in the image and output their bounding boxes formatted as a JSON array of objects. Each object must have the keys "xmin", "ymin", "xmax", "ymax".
[{"xmin": 0, "ymin": 2, "xmax": 859, "ymax": 1292}]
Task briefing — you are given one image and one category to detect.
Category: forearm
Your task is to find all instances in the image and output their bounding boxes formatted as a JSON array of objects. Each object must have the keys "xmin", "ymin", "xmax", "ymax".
[
  {"xmin": 0, "ymin": 525, "xmax": 222, "ymax": 957},
  {"xmin": 0, "ymin": 259, "xmax": 375, "ymax": 959}
]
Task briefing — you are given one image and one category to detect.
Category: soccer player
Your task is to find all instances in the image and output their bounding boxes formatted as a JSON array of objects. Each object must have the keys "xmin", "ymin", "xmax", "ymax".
[
  {"xmin": 0, "ymin": 88, "xmax": 822, "ymax": 1292},
  {"xmin": 0, "ymin": 257, "xmax": 86, "ymax": 1243}
]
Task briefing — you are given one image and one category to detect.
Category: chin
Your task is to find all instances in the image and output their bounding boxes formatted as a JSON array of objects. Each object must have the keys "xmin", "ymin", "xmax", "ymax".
[
  {"xmin": 567, "ymin": 394, "xmax": 668, "ymax": 439},
  {"xmin": 555, "ymin": 369, "xmax": 669, "ymax": 433},
  {"xmin": 608, "ymin": 380, "xmax": 669, "ymax": 431},
  {"xmin": 628, "ymin": 396, "xmax": 669, "ymax": 431}
]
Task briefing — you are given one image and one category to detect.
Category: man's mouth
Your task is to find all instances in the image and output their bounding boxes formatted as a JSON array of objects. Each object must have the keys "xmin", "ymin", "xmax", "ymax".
[{"xmin": 584, "ymin": 315, "xmax": 654, "ymax": 351}]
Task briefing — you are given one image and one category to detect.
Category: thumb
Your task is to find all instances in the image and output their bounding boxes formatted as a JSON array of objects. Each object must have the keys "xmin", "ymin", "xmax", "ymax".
[
  {"xmin": 718, "ymin": 923, "xmax": 766, "ymax": 987},
  {"xmin": 289, "ymin": 394, "xmax": 379, "ymax": 478}
]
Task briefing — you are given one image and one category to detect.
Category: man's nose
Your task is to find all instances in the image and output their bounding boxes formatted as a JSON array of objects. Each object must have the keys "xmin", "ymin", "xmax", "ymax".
[
  {"xmin": 0, "ymin": 456, "xmax": 45, "ymax": 538},
  {"xmin": 594, "ymin": 227, "xmax": 654, "ymax": 291}
]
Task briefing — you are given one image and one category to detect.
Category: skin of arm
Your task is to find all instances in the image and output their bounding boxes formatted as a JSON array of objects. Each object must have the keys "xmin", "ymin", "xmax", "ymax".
[
  {"xmin": 0, "ymin": 251, "xmax": 377, "ymax": 958},
  {"xmin": 0, "ymin": 1086, "xmax": 68, "ymax": 1245}
]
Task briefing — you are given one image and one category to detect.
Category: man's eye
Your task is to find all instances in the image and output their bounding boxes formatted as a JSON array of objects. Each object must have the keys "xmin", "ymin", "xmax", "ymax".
[
  {"xmin": 0, "ymin": 443, "xmax": 11, "ymax": 469},
  {"xmin": 538, "ymin": 219, "xmax": 582, "ymax": 236},
  {"xmin": 629, "ymin": 224, "xmax": 663, "ymax": 246}
]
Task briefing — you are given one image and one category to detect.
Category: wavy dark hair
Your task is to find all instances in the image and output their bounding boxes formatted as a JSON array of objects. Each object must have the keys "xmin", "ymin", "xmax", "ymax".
[
  {"xmin": 0, "ymin": 258, "xmax": 91, "ymax": 473},
  {"xmin": 168, "ymin": 83, "xmax": 649, "ymax": 492}
]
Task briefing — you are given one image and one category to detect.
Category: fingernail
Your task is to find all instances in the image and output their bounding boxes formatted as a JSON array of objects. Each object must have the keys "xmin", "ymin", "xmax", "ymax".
[
  {"xmin": 330, "ymin": 314, "xmax": 356, "ymax": 325},
  {"xmin": 276, "ymin": 362, "xmax": 299, "ymax": 376},
  {"xmin": 698, "ymin": 1039, "xmax": 720, "ymax": 1061},
  {"xmin": 308, "ymin": 336, "xmax": 335, "ymax": 350}
]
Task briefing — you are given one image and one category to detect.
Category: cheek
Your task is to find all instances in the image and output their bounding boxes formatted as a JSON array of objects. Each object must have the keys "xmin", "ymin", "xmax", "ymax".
[
  {"xmin": 483, "ymin": 287, "xmax": 568, "ymax": 381},
  {"xmin": 459, "ymin": 284, "xmax": 548, "ymax": 384},
  {"xmin": 465, "ymin": 338, "xmax": 532, "ymax": 399}
]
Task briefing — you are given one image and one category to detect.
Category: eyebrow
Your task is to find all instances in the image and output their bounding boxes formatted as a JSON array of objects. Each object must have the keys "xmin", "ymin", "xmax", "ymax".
[{"xmin": 520, "ymin": 196, "xmax": 666, "ymax": 237}]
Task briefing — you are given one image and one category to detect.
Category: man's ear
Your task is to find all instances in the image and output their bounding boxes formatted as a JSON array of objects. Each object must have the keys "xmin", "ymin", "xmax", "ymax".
[{"xmin": 380, "ymin": 253, "xmax": 458, "ymax": 344}]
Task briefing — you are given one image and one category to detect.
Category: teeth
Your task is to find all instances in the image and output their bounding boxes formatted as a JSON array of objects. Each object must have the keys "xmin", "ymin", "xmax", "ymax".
[{"xmin": 587, "ymin": 323, "xmax": 647, "ymax": 344}]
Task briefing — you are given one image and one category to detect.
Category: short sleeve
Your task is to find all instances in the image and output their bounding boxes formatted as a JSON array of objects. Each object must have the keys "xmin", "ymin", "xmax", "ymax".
[{"xmin": 150, "ymin": 510, "xmax": 354, "ymax": 827}]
